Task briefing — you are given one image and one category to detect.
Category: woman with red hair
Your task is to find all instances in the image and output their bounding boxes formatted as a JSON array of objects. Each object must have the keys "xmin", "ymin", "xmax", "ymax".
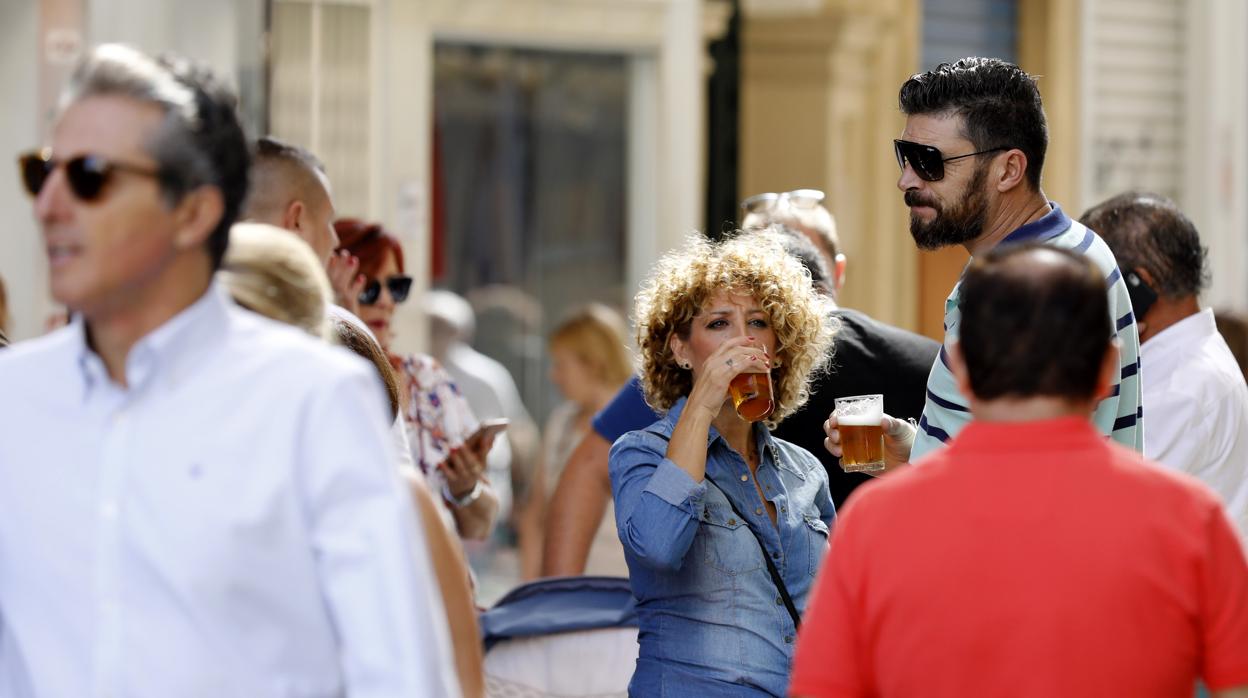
[{"xmin": 334, "ymin": 218, "xmax": 499, "ymax": 541}]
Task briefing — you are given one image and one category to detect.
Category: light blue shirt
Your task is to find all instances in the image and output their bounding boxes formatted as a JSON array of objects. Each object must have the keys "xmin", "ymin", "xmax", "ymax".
[
  {"xmin": 0, "ymin": 285, "xmax": 459, "ymax": 698},
  {"xmin": 911, "ymin": 203, "xmax": 1145, "ymax": 460},
  {"xmin": 609, "ymin": 398, "xmax": 836, "ymax": 697}
]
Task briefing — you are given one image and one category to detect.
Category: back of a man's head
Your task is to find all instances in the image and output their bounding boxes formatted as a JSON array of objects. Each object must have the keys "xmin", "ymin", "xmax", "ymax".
[
  {"xmin": 245, "ymin": 137, "xmax": 326, "ymax": 220},
  {"xmin": 959, "ymin": 244, "xmax": 1110, "ymax": 402},
  {"xmin": 1079, "ymin": 191, "xmax": 1208, "ymax": 300},
  {"xmin": 63, "ymin": 44, "xmax": 250, "ymax": 269},
  {"xmin": 898, "ymin": 57, "xmax": 1047, "ymax": 190}
]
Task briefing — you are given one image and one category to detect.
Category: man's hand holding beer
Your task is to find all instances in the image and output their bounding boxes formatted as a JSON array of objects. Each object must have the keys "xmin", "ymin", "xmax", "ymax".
[{"xmin": 823, "ymin": 413, "xmax": 916, "ymax": 475}]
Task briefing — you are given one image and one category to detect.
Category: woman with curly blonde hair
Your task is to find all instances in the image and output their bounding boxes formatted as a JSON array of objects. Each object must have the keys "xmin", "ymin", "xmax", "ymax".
[{"xmin": 609, "ymin": 231, "xmax": 837, "ymax": 697}]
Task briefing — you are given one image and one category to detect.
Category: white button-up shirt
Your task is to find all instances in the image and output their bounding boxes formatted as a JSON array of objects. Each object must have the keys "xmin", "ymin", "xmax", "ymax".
[
  {"xmin": 1141, "ymin": 308, "xmax": 1248, "ymax": 544},
  {"xmin": 0, "ymin": 285, "xmax": 460, "ymax": 697}
]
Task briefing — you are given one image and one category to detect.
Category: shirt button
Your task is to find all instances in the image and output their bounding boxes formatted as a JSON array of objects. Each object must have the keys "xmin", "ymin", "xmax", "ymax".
[
  {"xmin": 727, "ymin": 518, "xmax": 737, "ymax": 526},
  {"xmin": 784, "ymin": 635, "xmax": 794, "ymax": 644},
  {"xmin": 772, "ymin": 551, "xmax": 780, "ymax": 559},
  {"xmin": 755, "ymin": 507, "xmax": 763, "ymax": 515},
  {"xmin": 740, "ymin": 474, "xmax": 748, "ymax": 482},
  {"xmin": 775, "ymin": 596, "xmax": 783, "ymax": 605},
  {"xmin": 781, "ymin": 506, "xmax": 787, "ymax": 513}
]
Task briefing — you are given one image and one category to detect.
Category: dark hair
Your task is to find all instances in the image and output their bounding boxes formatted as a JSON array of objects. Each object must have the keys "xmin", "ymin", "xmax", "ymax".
[
  {"xmin": 329, "ymin": 315, "xmax": 401, "ymax": 420},
  {"xmin": 254, "ymin": 136, "xmax": 324, "ymax": 173},
  {"xmin": 64, "ymin": 45, "xmax": 251, "ymax": 270},
  {"xmin": 899, "ymin": 57, "xmax": 1047, "ymax": 190},
  {"xmin": 1078, "ymin": 191, "xmax": 1208, "ymax": 298},
  {"xmin": 959, "ymin": 243, "xmax": 1110, "ymax": 401},
  {"xmin": 334, "ymin": 218, "xmax": 405, "ymax": 279},
  {"xmin": 772, "ymin": 224, "xmax": 833, "ymax": 295}
]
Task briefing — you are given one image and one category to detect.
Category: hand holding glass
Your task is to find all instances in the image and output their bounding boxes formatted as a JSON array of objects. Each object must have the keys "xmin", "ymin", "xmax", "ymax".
[{"xmin": 834, "ymin": 394, "xmax": 885, "ymax": 472}]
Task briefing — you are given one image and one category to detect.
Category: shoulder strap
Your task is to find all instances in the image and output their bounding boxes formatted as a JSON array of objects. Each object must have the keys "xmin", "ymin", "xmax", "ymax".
[{"xmin": 644, "ymin": 430, "xmax": 801, "ymax": 628}]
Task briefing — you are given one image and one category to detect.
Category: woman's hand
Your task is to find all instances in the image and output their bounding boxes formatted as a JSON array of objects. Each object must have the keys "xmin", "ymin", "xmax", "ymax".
[
  {"xmin": 441, "ymin": 432, "xmax": 493, "ymax": 499},
  {"xmin": 684, "ymin": 336, "xmax": 772, "ymax": 420}
]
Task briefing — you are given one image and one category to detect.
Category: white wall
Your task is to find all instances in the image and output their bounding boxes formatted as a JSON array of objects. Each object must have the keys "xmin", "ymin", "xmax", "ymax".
[
  {"xmin": 1183, "ymin": 0, "xmax": 1248, "ymax": 312},
  {"xmin": 0, "ymin": 0, "xmax": 264, "ymax": 342},
  {"xmin": 0, "ymin": 1, "xmax": 43, "ymax": 341}
]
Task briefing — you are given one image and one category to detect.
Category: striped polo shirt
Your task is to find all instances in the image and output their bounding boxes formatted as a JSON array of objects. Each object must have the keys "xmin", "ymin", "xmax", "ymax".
[{"xmin": 910, "ymin": 203, "xmax": 1144, "ymax": 461}]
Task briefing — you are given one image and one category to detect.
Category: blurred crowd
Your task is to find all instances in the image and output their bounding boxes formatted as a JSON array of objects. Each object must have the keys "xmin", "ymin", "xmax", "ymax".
[{"xmin": 0, "ymin": 43, "xmax": 1245, "ymax": 698}]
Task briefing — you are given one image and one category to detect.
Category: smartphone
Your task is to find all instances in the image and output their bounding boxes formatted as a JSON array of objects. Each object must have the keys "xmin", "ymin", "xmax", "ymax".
[
  {"xmin": 465, "ymin": 418, "xmax": 509, "ymax": 450},
  {"xmin": 1125, "ymin": 270, "xmax": 1158, "ymax": 320}
]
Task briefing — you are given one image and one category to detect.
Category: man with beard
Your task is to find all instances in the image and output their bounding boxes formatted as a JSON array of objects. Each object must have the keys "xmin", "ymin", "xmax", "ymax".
[{"xmin": 824, "ymin": 57, "xmax": 1142, "ymax": 466}]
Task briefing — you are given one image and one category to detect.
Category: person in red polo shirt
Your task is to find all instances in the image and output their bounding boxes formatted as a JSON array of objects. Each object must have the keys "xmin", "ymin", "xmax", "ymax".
[{"xmin": 791, "ymin": 243, "xmax": 1248, "ymax": 698}]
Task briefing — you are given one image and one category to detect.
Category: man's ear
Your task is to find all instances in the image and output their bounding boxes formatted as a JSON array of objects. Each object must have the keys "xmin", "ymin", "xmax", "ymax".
[
  {"xmin": 995, "ymin": 149, "xmax": 1029, "ymax": 193},
  {"xmin": 832, "ymin": 253, "xmax": 847, "ymax": 295},
  {"xmin": 282, "ymin": 199, "xmax": 305, "ymax": 232},
  {"xmin": 948, "ymin": 340, "xmax": 973, "ymax": 398},
  {"xmin": 172, "ymin": 186, "xmax": 224, "ymax": 251}
]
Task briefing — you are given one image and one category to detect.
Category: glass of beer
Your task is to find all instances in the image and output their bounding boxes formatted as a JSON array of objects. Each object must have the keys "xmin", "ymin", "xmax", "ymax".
[
  {"xmin": 730, "ymin": 372, "xmax": 774, "ymax": 422},
  {"xmin": 834, "ymin": 394, "xmax": 885, "ymax": 472}
]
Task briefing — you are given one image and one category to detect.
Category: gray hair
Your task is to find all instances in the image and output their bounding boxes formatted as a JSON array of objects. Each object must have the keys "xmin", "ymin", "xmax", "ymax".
[{"xmin": 61, "ymin": 44, "xmax": 251, "ymax": 269}]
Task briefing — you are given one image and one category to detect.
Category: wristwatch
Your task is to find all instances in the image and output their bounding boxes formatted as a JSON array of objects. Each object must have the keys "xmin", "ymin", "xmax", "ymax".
[{"xmin": 444, "ymin": 480, "xmax": 483, "ymax": 509}]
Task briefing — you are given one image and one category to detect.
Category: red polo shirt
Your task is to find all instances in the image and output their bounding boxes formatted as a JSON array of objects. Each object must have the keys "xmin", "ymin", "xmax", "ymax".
[{"xmin": 791, "ymin": 417, "xmax": 1248, "ymax": 698}]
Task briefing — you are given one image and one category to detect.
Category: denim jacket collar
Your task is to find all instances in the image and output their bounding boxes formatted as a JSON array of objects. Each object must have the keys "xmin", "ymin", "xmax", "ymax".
[{"xmin": 656, "ymin": 397, "xmax": 799, "ymax": 481}]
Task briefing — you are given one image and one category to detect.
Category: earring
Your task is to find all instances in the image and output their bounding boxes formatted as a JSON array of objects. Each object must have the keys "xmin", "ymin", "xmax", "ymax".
[
  {"xmin": 770, "ymin": 358, "xmax": 782, "ymax": 369},
  {"xmin": 681, "ymin": 361, "xmax": 691, "ymax": 370}
]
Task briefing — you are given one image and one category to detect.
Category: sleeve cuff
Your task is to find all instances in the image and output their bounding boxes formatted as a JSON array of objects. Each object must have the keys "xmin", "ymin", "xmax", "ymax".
[{"xmin": 643, "ymin": 458, "xmax": 707, "ymax": 513}]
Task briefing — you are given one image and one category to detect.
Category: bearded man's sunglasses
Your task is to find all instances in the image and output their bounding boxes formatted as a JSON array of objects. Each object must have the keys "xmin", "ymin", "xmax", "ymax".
[
  {"xmin": 18, "ymin": 149, "xmax": 164, "ymax": 201},
  {"xmin": 893, "ymin": 139, "xmax": 1010, "ymax": 182},
  {"xmin": 359, "ymin": 275, "xmax": 414, "ymax": 306}
]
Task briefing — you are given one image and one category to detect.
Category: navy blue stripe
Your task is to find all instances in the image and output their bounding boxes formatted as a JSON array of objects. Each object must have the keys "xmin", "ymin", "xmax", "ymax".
[
  {"xmin": 1108, "ymin": 383, "xmax": 1121, "ymax": 397},
  {"xmin": 1116, "ymin": 311, "xmax": 1135, "ymax": 331},
  {"xmin": 918, "ymin": 416, "xmax": 950, "ymax": 443},
  {"xmin": 1073, "ymin": 228, "xmax": 1095, "ymax": 254},
  {"xmin": 1112, "ymin": 414, "xmax": 1138, "ymax": 431},
  {"xmin": 927, "ymin": 388, "xmax": 969, "ymax": 413},
  {"xmin": 1121, "ymin": 362, "xmax": 1138, "ymax": 379},
  {"xmin": 1106, "ymin": 267, "xmax": 1121, "ymax": 286},
  {"xmin": 939, "ymin": 346, "xmax": 951, "ymax": 370}
]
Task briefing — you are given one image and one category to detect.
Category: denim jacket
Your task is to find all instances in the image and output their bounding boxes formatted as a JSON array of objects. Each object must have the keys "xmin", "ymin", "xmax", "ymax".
[{"xmin": 609, "ymin": 397, "xmax": 836, "ymax": 697}]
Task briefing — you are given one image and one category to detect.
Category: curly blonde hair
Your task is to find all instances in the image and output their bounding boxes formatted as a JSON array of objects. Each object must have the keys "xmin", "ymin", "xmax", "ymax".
[{"xmin": 633, "ymin": 231, "xmax": 836, "ymax": 428}]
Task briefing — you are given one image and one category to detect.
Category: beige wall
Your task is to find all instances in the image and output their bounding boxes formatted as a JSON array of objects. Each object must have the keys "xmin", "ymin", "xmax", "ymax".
[{"xmin": 740, "ymin": 0, "xmax": 921, "ymax": 333}]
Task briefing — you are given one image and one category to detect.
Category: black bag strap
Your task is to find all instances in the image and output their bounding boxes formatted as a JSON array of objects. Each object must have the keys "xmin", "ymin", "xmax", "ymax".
[{"xmin": 643, "ymin": 429, "xmax": 801, "ymax": 629}]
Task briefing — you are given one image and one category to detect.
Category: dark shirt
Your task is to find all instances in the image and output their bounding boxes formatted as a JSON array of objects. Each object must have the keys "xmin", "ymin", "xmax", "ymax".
[
  {"xmin": 594, "ymin": 309, "xmax": 939, "ymax": 511},
  {"xmin": 775, "ymin": 308, "xmax": 939, "ymax": 509}
]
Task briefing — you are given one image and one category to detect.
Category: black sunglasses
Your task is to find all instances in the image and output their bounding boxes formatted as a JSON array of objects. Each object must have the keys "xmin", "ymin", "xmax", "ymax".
[
  {"xmin": 893, "ymin": 139, "xmax": 1009, "ymax": 182},
  {"xmin": 18, "ymin": 149, "xmax": 163, "ymax": 201},
  {"xmin": 358, "ymin": 274, "xmax": 413, "ymax": 306}
]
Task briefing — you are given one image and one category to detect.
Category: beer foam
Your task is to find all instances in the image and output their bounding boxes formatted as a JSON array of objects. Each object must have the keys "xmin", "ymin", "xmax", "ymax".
[{"xmin": 837, "ymin": 411, "xmax": 882, "ymax": 426}]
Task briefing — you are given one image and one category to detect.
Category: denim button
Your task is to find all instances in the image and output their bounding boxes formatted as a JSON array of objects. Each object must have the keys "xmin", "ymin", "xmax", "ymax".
[
  {"xmin": 784, "ymin": 635, "xmax": 794, "ymax": 644},
  {"xmin": 781, "ymin": 506, "xmax": 787, "ymax": 513},
  {"xmin": 775, "ymin": 596, "xmax": 783, "ymax": 605},
  {"xmin": 740, "ymin": 474, "xmax": 748, "ymax": 482},
  {"xmin": 754, "ymin": 507, "xmax": 763, "ymax": 515},
  {"xmin": 772, "ymin": 551, "xmax": 780, "ymax": 559},
  {"xmin": 727, "ymin": 518, "xmax": 737, "ymax": 526}
]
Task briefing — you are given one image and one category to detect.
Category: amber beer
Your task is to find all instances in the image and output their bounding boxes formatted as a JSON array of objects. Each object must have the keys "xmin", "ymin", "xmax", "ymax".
[
  {"xmin": 834, "ymin": 394, "xmax": 885, "ymax": 472},
  {"xmin": 730, "ymin": 372, "xmax": 774, "ymax": 423}
]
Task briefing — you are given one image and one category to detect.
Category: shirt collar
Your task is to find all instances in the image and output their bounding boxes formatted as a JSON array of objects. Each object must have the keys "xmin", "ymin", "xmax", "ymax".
[
  {"xmin": 945, "ymin": 416, "xmax": 1106, "ymax": 457},
  {"xmin": 1141, "ymin": 308, "xmax": 1215, "ymax": 356},
  {"xmin": 661, "ymin": 396, "xmax": 781, "ymax": 468},
  {"xmin": 1000, "ymin": 202, "xmax": 1071, "ymax": 245},
  {"xmin": 73, "ymin": 282, "xmax": 233, "ymax": 399}
]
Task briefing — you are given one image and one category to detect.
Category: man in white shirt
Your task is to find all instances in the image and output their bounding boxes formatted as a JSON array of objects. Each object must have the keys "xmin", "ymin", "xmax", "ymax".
[
  {"xmin": 0, "ymin": 44, "xmax": 458, "ymax": 697},
  {"xmin": 1082, "ymin": 191, "xmax": 1248, "ymax": 544}
]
